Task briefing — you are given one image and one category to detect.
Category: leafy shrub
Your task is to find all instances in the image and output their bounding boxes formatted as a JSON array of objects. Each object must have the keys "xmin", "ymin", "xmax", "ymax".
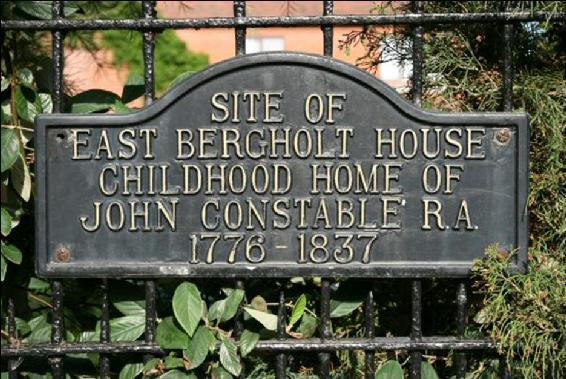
[{"xmin": 102, "ymin": 28, "xmax": 209, "ymax": 93}]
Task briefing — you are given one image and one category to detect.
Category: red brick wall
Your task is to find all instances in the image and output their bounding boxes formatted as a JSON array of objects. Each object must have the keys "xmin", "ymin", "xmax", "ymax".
[{"xmin": 65, "ymin": 1, "xmax": 402, "ymax": 102}]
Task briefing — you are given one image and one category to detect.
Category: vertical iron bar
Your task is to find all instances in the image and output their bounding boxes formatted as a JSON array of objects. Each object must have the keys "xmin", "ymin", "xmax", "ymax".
[
  {"xmin": 99, "ymin": 279, "xmax": 111, "ymax": 378},
  {"xmin": 322, "ymin": 0, "xmax": 334, "ymax": 56},
  {"xmin": 234, "ymin": 279, "xmax": 245, "ymax": 378},
  {"xmin": 7, "ymin": 297, "xmax": 18, "ymax": 379},
  {"xmin": 232, "ymin": 5, "xmax": 246, "ymax": 375},
  {"xmin": 411, "ymin": 0, "xmax": 424, "ymax": 107},
  {"xmin": 234, "ymin": 0, "xmax": 246, "ymax": 55},
  {"xmin": 319, "ymin": 3, "xmax": 334, "ymax": 377},
  {"xmin": 410, "ymin": 2, "xmax": 424, "ymax": 379},
  {"xmin": 500, "ymin": 5, "xmax": 514, "ymax": 373},
  {"xmin": 364, "ymin": 290, "xmax": 375, "ymax": 379},
  {"xmin": 144, "ymin": 280, "xmax": 157, "ymax": 360},
  {"xmin": 143, "ymin": 0, "xmax": 156, "ymax": 105},
  {"xmin": 319, "ymin": 279, "xmax": 332, "ymax": 378},
  {"xmin": 50, "ymin": 280, "xmax": 65, "ymax": 378},
  {"xmin": 455, "ymin": 282, "xmax": 467, "ymax": 379},
  {"xmin": 502, "ymin": 8, "xmax": 514, "ymax": 111},
  {"xmin": 50, "ymin": 3, "xmax": 66, "ymax": 377},
  {"xmin": 410, "ymin": 280, "xmax": 422, "ymax": 379},
  {"xmin": 142, "ymin": 1, "xmax": 158, "ymax": 365},
  {"xmin": 275, "ymin": 290, "xmax": 287, "ymax": 379},
  {"xmin": 51, "ymin": 0, "xmax": 65, "ymax": 113}
]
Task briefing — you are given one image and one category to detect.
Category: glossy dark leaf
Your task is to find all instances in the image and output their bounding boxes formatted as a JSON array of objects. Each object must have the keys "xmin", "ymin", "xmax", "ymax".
[
  {"xmin": 221, "ymin": 288, "xmax": 244, "ymax": 322},
  {"xmin": 70, "ymin": 89, "xmax": 120, "ymax": 113},
  {"xmin": 1, "ymin": 129, "xmax": 20, "ymax": 173},
  {"xmin": 1, "ymin": 243, "xmax": 22, "ymax": 264},
  {"xmin": 375, "ymin": 360, "xmax": 404, "ymax": 379},
  {"xmin": 239, "ymin": 329, "xmax": 260, "ymax": 357},
  {"xmin": 172, "ymin": 282, "xmax": 203, "ymax": 337},
  {"xmin": 185, "ymin": 325, "xmax": 216, "ymax": 369},
  {"xmin": 421, "ymin": 361, "xmax": 440, "ymax": 379},
  {"xmin": 122, "ymin": 74, "xmax": 145, "ymax": 103},
  {"xmin": 156, "ymin": 317, "xmax": 189, "ymax": 349},
  {"xmin": 219, "ymin": 337, "xmax": 241, "ymax": 377},
  {"xmin": 1, "ymin": 208, "xmax": 13, "ymax": 237}
]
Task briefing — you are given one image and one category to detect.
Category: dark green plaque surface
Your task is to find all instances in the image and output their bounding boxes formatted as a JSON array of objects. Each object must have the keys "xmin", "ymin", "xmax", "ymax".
[{"xmin": 35, "ymin": 52, "xmax": 528, "ymax": 278}]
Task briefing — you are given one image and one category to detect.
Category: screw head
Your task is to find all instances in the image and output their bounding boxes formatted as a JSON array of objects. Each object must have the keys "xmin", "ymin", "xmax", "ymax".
[
  {"xmin": 496, "ymin": 128, "xmax": 512, "ymax": 144},
  {"xmin": 55, "ymin": 246, "xmax": 71, "ymax": 262}
]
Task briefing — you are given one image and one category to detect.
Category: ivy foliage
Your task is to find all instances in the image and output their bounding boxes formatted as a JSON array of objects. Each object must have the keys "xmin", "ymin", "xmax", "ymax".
[{"xmin": 102, "ymin": 28, "xmax": 209, "ymax": 93}]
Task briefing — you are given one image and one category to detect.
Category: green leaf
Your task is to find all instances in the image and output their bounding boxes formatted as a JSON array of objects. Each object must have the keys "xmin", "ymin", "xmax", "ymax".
[
  {"xmin": 70, "ymin": 89, "xmax": 121, "ymax": 113},
  {"xmin": 17, "ymin": 68, "xmax": 34, "ymax": 86},
  {"xmin": 122, "ymin": 74, "xmax": 145, "ymax": 103},
  {"xmin": 63, "ymin": 1, "xmax": 80, "ymax": 16},
  {"xmin": 221, "ymin": 288, "xmax": 244, "ymax": 322},
  {"xmin": 239, "ymin": 329, "xmax": 259, "ymax": 357},
  {"xmin": 375, "ymin": 360, "xmax": 404, "ymax": 379},
  {"xmin": 250, "ymin": 295, "xmax": 268, "ymax": 312},
  {"xmin": 15, "ymin": 1, "xmax": 79, "ymax": 19},
  {"xmin": 1, "ymin": 102, "xmax": 11, "ymax": 125},
  {"xmin": 110, "ymin": 315, "xmax": 145, "ymax": 341},
  {"xmin": 1, "ymin": 255, "xmax": 6, "ymax": 282},
  {"xmin": 119, "ymin": 362, "xmax": 144, "ymax": 379},
  {"xmin": 143, "ymin": 357, "xmax": 161, "ymax": 372},
  {"xmin": 297, "ymin": 313, "xmax": 317, "ymax": 338},
  {"xmin": 219, "ymin": 337, "xmax": 241, "ymax": 377},
  {"xmin": 1, "ymin": 244, "xmax": 22, "ymax": 264},
  {"xmin": 15, "ymin": 85, "xmax": 41, "ymax": 122},
  {"xmin": 78, "ymin": 330, "xmax": 98, "ymax": 342},
  {"xmin": 113, "ymin": 100, "xmax": 132, "ymax": 114},
  {"xmin": 330, "ymin": 298, "xmax": 363, "ymax": 318},
  {"xmin": 15, "ymin": 317, "xmax": 31, "ymax": 337},
  {"xmin": 243, "ymin": 307, "xmax": 278, "ymax": 331},
  {"xmin": 28, "ymin": 277, "xmax": 50, "ymax": 291},
  {"xmin": 1, "ymin": 77, "xmax": 10, "ymax": 92},
  {"xmin": 114, "ymin": 300, "xmax": 145, "ymax": 316},
  {"xmin": 1, "ymin": 208, "xmax": 13, "ymax": 237},
  {"xmin": 288, "ymin": 294, "xmax": 306, "ymax": 329},
  {"xmin": 159, "ymin": 370, "xmax": 197, "ymax": 379},
  {"xmin": 38, "ymin": 93, "xmax": 53, "ymax": 114},
  {"xmin": 186, "ymin": 325, "xmax": 216, "ymax": 369},
  {"xmin": 156, "ymin": 317, "xmax": 189, "ymax": 349},
  {"xmin": 15, "ymin": 1, "xmax": 53, "ymax": 19},
  {"xmin": 164, "ymin": 356, "xmax": 185, "ymax": 369},
  {"xmin": 11, "ymin": 155, "xmax": 32, "ymax": 202},
  {"xmin": 1, "ymin": 129, "xmax": 20, "ymax": 173},
  {"xmin": 208, "ymin": 299, "xmax": 226, "ymax": 323},
  {"xmin": 111, "ymin": 281, "xmax": 146, "ymax": 316},
  {"xmin": 211, "ymin": 366, "xmax": 233, "ymax": 379},
  {"xmin": 28, "ymin": 314, "xmax": 48, "ymax": 330},
  {"xmin": 27, "ymin": 323, "xmax": 51, "ymax": 343},
  {"xmin": 114, "ymin": 301, "xmax": 145, "ymax": 317},
  {"xmin": 421, "ymin": 361, "xmax": 440, "ymax": 379},
  {"xmin": 172, "ymin": 282, "xmax": 203, "ymax": 337}
]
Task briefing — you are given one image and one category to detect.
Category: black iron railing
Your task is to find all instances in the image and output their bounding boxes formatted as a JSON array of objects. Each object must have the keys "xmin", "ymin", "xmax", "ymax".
[{"xmin": 1, "ymin": 1, "xmax": 565, "ymax": 378}]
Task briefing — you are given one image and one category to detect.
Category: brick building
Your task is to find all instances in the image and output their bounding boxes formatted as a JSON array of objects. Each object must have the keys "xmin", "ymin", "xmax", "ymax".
[{"xmin": 65, "ymin": 1, "xmax": 409, "ymax": 98}]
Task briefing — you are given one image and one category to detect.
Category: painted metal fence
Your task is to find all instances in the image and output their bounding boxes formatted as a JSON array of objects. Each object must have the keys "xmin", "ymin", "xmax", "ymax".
[{"xmin": 1, "ymin": 1, "xmax": 565, "ymax": 378}]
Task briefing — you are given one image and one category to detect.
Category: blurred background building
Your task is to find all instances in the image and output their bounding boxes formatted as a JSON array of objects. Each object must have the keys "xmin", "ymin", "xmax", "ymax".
[{"xmin": 64, "ymin": 1, "xmax": 410, "ymax": 99}]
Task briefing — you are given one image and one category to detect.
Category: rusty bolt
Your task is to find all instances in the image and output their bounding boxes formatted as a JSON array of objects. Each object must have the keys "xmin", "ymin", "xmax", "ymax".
[
  {"xmin": 496, "ymin": 128, "xmax": 511, "ymax": 144},
  {"xmin": 55, "ymin": 246, "xmax": 71, "ymax": 262}
]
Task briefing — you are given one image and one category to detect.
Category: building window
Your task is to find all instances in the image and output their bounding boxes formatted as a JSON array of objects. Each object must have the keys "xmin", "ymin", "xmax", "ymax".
[{"xmin": 246, "ymin": 37, "xmax": 285, "ymax": 53}]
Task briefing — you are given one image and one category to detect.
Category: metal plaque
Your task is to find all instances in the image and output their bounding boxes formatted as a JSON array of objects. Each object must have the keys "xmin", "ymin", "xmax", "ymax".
[{"xmin": 35, "ymin": 52, "xmax": 528, "ymax": 278}]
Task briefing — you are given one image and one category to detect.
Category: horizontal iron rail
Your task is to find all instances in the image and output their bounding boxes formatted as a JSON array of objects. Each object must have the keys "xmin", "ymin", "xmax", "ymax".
[
  {"xmin": 1, "ymin": 12, "xmax": 565, "ymax": 31},
  {"xmin": 1, "ymin": 337, "xmax": 495, "ymax": 357}
]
